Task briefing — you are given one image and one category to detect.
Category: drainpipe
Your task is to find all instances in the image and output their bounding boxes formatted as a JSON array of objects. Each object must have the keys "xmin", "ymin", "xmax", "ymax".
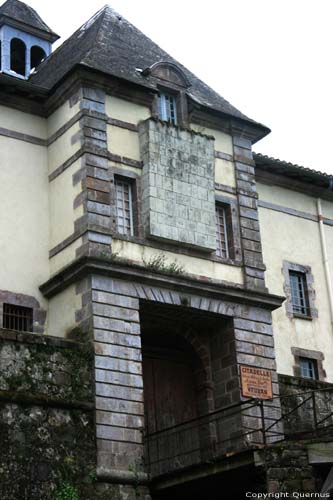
[{"xmin": 317, "ymin": 198, "xmax": 333, "ymax": 325}]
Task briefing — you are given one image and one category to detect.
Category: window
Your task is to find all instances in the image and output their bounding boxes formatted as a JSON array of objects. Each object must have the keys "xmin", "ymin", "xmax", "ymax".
[
  {"xmin": 114, "ymin": 178, "xmax": 134, "ymax": 236},
  {"xmin": 10, "ymin": 38, "xmax": 26, "ymax": 76},
  {"xmin": 158, "ymin": 92, "xmax": 177, "ymax": 125},
  {"xmin": 3, "ymin": 303, "xmax": 33, "ymax": 332},
  {"xmin": 283, "ymin": 262, "xmax": 317, "ymax": 319},
  {"xmin": 292, "ymin": 347, "xmax": 325, "ymax": 381},
  {"xmin": 216, "ymin": 204, "xmax": 233, "ymax": 259},
  {"xmin": 299, "ymin": 357, "xmax": 318, "ymax": 380},
  {"xmin": 289, "ymin": 271, "xmax": 310, "ymax": 316}
]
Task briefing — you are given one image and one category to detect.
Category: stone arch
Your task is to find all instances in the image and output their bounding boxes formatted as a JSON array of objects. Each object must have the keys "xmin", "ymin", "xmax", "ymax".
[
  {"xmin": 10, "ymin": 38, "xmax": 26, "ymax": 76},
  {"xmin": 143, "ymin": 61, "xmax": 190, "ymax": 87}
]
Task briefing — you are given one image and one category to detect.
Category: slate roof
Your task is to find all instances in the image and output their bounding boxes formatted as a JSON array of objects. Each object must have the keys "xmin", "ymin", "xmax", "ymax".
[
  {"xmin": 254, "ymin": 153, "xmax": 333, "ymax": 187},
  {"xmin": 30, "ymin": 6, "xmax": 269, "ymax": 134},
  {"xmin": 0, "ymin": 0, "xmax": 58, "ymax": 40}
]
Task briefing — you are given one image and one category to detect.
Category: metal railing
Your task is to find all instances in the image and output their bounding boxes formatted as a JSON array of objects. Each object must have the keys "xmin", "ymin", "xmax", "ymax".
[{"xmin": 144, "ymin": 387, "xmax": 333, "ymax": 477}]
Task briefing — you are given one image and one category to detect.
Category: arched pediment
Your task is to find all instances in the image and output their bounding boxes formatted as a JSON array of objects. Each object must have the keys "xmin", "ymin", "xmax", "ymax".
[{"xmin": 142, "ymin": 62, "xmax": 190, "ymax": 88}]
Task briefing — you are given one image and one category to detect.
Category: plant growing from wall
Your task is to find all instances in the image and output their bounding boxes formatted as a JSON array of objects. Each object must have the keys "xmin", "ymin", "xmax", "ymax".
[
  {"xmin": 54, "ymin": 481, "xmax": 78, "ymax": 500},
  {"xmin": 143, "ymin": 254, "xmax": 185, "ymax": 275},
  {"xmin": 54, "ymin": 457, "xmax": 78, "ymax": 500}
]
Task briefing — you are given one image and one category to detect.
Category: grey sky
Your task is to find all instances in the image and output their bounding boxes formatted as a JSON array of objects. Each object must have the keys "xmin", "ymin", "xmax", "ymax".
[{"xmin": 28, "ymin": 0, "xmax": 333, "ymax": 173}]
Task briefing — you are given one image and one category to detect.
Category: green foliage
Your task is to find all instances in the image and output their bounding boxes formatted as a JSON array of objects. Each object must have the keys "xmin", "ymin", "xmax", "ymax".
[
  {"xmin": 84, "ymin": 469, "xmax": 97, "ymax": 484},
  {"xmin": 55, "ymin": 457, "xmax": 78, "ymax": 500},
  {"xmin": 54, "ymin": 481, "xmax": 78, "ymax": 500},
  {"xmin": 98, "ymin": 251, "xmax": 119, "ymax": 261},
  {"xmin": 143, "ymin": 254, "xmax": 185, "ymax": 275}
]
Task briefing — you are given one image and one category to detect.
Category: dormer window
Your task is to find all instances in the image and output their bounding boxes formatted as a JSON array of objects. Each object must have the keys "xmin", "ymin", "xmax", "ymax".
[{"xmin": 158, "ymin": 92, "xmax": 177, "ymax": 125}]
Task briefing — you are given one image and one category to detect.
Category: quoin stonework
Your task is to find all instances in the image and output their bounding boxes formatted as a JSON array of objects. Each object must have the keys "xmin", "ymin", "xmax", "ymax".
[{"xmin": 1, "ymin": 1, "xmax": 333, "ymax": 498}]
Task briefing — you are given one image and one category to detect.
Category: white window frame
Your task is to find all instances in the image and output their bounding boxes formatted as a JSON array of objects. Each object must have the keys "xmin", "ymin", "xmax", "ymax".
[
  {"xmin": 114, "ymin": 178, "xmax": 134, "ymax": 237},
  {"xmin": 158, "ymin": 92, "xmax": 177, "ymax": 125},
  {"xmin": 215, "ymin": 203, "xmax": 230, "ymax": 259},
  {"xmin": 299, "ymin": 357, "xmax": 317, "ymax": 380}
]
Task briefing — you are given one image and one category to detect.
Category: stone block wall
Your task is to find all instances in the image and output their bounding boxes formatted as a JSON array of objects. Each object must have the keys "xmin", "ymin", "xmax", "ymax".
[
  {"xmin": 233, "ymin": 134, "xmax": 267, "ymax": 290},
  {"xmin": 88, "ymin": 272, "xmax": 281, "ymax": 479},
  {"xmin": 0, "ymin": 330, "xmax": 97, "ymax": 500},
  {"xmin": 139, "ymin": 119, "xmax": 216, "ymax": 251}
]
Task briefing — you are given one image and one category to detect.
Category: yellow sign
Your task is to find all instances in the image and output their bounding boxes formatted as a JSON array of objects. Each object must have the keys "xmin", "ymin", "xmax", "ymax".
[{"xmin": 240, "ymin": 365, "xmax": 273, "ymax": 400}]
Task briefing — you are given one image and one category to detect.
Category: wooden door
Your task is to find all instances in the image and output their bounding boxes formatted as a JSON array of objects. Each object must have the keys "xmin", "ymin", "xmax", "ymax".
[{"xmin": 143, "ymin": 351, "xmax": 200, "ymax": 474}]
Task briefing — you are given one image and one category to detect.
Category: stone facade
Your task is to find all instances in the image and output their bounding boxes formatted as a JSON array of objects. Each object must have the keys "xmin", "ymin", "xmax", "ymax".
[
  {"xmin": 139, "ymin": 119, "xmax": 216, "ymax": 251},
  {"xmin": 0, "ymin": 329, "xmax": 151, "ymax": 500},
  {"xmin": 233, "ymin": 134, "xmax": 267, "ymax": 291},
  {"xmin": 81, "ymin": 269, "xmax": 282, "ymax": 480},
  {"xmin": 0, "ymin": 330, "xmax": 96, "ymax": 499}
]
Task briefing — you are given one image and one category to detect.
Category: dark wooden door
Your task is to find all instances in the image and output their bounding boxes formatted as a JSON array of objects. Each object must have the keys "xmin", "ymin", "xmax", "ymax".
[
  {"xmin": 143, "ymin": 353, "xmax": 198, "ymax": 433},
  {"xmin": 143, "ymin": 351, "xmax": 200, "ymax": 474}
]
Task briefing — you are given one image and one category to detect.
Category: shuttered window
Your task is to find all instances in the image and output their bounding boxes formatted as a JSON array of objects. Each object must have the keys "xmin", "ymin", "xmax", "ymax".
[
  {"xmin": 3, "ymin": 303, "xmax": 33, "ymax": 332},
  {"xmin": 289, "ymin": 271, "xmax": 310, "ymax": 316},
  {"xmin": 299, "ymin": 357, "xmax": 317, "ymax": 380},
  {"xmin": 115, "ymin": 178, "xmax": 134, "ymax": 236},
  {"xmin": 216, "ymin": 204, "xmax": 230, "ymax": 259},
  {"xmin": 158, "ymin": 92, "xmax": 177, "ymax": 125}
]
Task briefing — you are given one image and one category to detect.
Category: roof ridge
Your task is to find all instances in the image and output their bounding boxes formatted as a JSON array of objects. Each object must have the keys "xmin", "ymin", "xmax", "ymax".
[
  {"xmin": 31, "ymin": 6, "xmax": 106, "ymax": 78},
  {"xmin": 81, "ymin": 7, "xmax": 110, "ymax": 65}
]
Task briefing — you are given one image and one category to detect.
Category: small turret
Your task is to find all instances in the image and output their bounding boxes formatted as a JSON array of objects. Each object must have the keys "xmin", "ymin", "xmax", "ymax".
[{"xmin": 0, "ymin": 0, "xmax": 59, "ymax": 79}]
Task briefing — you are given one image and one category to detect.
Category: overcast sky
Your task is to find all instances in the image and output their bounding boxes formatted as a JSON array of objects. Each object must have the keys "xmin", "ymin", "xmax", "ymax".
[{"xmin": 28, "ymin": 0, "xmax": 333, "ymax": 173}]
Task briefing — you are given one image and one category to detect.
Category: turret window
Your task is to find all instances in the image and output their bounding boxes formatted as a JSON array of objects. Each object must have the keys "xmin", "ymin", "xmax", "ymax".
[
  {"xmin": 30, "ymin": 46, "xmax": 46, "ymax": 72},
  {"xmin": 10, "ymin": 38, "xmax": 26, "ymax": 76}
]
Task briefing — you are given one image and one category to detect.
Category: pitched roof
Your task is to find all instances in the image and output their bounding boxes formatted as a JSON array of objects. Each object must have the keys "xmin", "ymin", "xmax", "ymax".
[
  {"xmin": 0, "ymin": 0, "xmax": 59, "ymax": 41},
  {"xmin": 254, "ymin": 152, "xmax": 333, "ymax": 188},
  {"xmin": 31, "ymin": 6, "xmax": 269, "ymax": 135}
]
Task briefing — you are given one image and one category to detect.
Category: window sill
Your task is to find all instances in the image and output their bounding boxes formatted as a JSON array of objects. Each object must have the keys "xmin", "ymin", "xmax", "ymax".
[{"xmin": 292, "ymin": 313, "xmax": 313, "ymax": 321}]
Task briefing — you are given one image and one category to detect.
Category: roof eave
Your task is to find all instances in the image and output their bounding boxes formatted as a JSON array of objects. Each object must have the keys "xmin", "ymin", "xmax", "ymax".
[{"xmin": 0, "ymin": 14, "xmax": 60, "ymax": 42}]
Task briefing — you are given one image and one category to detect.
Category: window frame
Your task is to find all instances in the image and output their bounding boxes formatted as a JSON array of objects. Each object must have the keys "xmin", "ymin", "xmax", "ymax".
[
  {"xmin": 283, "ymin": 261, "xmax": 317, "ymax": 320},
  {"xmin": 214, "ymin": 196, "xmax": 241, "ymax": 264},
  {"xmin": 114, "ymin": 176, "xmax": 135, "ymax": 237},
  {"xmin": 291, "ymin": 347, "xmax": 325, "ymax": 381},
  {"xmin": 215, "ymin": 202, "xmax": 232, "ymax": 260},
  {"xmin": 289, "ymin": 270, "xmax": 310, "ymax": 317},
  {"xmin": 3, "ymin": 303, "xmax": 33, "ymax": 332},
  {"xmin": 299, "ymin": 357, "xmax": 318, "ymax": 380},
  {"xmin": 0, "ymin": 290, "xmax": 46, "ymax": 334},
  {"xmin": 112, "ymin": 169, "xmax": 142, "ymax": 240},
  {"xmin": 157, "ymin": 91, "xmax": 178, "ymax": 125}
]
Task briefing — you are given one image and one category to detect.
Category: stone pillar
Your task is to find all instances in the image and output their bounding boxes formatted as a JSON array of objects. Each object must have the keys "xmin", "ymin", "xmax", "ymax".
[
  {"xmin": 91, "ymin": 276, "xmax": 149, "ymax": 494},
  {"xmin": 233, "ymin": 133, "xmax": 266, "ymax": 291},
  {"xmin": 71, "ymin": 86, "xmax": 113, "ymax": 259}
]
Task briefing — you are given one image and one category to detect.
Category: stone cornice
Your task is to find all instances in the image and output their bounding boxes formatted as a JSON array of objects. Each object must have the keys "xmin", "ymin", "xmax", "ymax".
[{"xmin": 40, "ymin": 256, "xmax": 285, "ymax": 310}]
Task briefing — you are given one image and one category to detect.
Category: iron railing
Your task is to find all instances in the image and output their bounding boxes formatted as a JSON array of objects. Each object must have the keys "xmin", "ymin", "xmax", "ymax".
[{"xmin": 144, "ymin": 387, "xmax": 333, "ymax": 477}]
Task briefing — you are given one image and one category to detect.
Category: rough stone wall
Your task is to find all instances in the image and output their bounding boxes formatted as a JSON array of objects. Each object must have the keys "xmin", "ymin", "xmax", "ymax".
[
  {"xmin": 0, "ymin": 330, "xmax": 96, "ymax": 500},
  {"xmin": 139, "ymin": 119, "xmax": 216, "ymax": 251},
  {"xmin": 0, "ymin": 329, "xmax": 151, "ymax": 500},
  {"xmin": 279, "ymin": 374, "xmax": 333, "ymax": 436},
  {"xmin": 265, "ymin": 442, "xmax": 318, "ymax": 493}
]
